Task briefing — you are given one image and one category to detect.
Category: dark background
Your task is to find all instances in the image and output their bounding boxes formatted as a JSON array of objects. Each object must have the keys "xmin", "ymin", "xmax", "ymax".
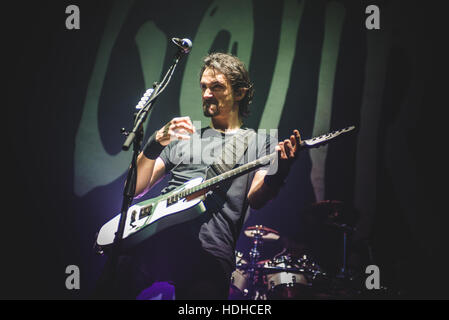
[{"xmin": 2, "ymin": 0, "xmax": 447, "ymax": 299}]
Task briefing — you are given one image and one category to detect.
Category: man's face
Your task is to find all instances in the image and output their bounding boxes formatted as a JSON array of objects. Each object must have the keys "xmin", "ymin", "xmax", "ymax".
[{"xmin": 200, "ymin": 67, "xmax": 238, "ymax": 118}]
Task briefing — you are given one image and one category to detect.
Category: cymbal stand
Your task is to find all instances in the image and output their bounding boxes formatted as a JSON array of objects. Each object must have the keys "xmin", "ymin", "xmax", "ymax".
[
  {"xmin": 247, "ymin": 230, "xmax": 263, "ymax": 300},
  {"xmin": 334, "ymin": 223, "xmax": 354, "ymax": 280}
]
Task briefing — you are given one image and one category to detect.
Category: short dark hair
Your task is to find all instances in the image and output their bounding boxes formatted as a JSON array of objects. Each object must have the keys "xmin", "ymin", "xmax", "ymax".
[{"xmin": 199, "ymin": 52, "xmax": 254, "ymax": 118}]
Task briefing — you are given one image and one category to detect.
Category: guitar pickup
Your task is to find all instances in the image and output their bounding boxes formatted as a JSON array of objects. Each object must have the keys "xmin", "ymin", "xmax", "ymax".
[
  {"xmin": 139, "ymin": 204, "xmax": 153, "ymax": 219},
  {"xmin": 167, "ymin": 190, "xmax": 188, "ymax": 206},
  {"xmin": 167, "ymin": 195, "xmax": 179, "ymax": 207}
]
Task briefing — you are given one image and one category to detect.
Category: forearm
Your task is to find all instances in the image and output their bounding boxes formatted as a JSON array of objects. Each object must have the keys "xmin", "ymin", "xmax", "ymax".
[
  {"xmin": 248, "ymin": 170, "xmax": 282, "ymax": 210},
  {"xmin": 133, "ymin": 117, "xmax": 195, "ymax": 198},
  {"xmin": 135, "ymin": 152, "xmax": 156, "ymax": 198},
  {"xmin": 249, "ymin": 132, "xmax": 301, "ymax": 208},
  {"xmin": 134, "ymin": 130, "xmax": 166, "ymax": 197}
]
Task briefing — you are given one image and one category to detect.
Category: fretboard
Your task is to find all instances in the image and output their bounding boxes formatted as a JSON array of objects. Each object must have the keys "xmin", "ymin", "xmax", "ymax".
[{"xmin": 169, "ymin": 153, "xmax": 275, "ymax": 202}]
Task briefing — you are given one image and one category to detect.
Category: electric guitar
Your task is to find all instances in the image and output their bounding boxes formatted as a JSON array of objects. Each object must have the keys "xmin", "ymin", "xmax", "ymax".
[{"xmin": 96, "ymin": 126, "xmax": 355, "ymax": 252}]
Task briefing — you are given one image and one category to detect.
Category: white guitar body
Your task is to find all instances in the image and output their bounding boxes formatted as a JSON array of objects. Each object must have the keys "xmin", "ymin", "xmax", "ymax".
[{"xmin": 96, "ymin": 177, "xmax": 206, "ymax": 251}]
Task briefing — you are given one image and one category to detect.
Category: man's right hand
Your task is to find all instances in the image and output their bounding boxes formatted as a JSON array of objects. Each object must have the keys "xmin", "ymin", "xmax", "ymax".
[{"xmin": 156, "ymin": 116, "xmax": 196, "ymax": 146}]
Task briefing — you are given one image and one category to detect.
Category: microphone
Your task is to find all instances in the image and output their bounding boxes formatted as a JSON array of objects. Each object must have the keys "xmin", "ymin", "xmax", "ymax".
[{"xmin": 171, "ymin": 37, "xmax": 193, "ymax": 53}]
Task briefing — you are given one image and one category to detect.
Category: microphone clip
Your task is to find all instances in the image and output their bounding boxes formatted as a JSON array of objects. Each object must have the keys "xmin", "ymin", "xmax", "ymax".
[{"xmin": 171, "ymin": 37, "xmax": 192, "ymax": 54}]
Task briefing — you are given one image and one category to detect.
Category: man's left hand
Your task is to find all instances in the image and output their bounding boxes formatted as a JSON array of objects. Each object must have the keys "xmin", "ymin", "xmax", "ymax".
[
  {"xmin": 277, "ymin": 129, "xmax": 301, "ymax": 162},
  {"xmin": 268, "ymin": 129, "xmax": 302, "ymax": 185}
]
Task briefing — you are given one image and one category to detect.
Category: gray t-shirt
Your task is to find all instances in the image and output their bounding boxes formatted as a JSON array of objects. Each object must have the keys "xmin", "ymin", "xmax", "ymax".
[{"xmin": 158, "ymin": 127, "xmax": 277, "ymax": 270}]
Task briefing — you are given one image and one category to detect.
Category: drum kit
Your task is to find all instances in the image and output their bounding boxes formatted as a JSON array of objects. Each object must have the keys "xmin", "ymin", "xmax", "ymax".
[{"xmin": 229, "ymin": 200, "xmax": 359, "ymax": 300}]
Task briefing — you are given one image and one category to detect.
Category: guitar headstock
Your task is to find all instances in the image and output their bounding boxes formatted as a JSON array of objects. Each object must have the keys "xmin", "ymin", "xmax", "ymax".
[{"xmin": 300, "ymin": 126, "xmax": 356, "ymax": 149}]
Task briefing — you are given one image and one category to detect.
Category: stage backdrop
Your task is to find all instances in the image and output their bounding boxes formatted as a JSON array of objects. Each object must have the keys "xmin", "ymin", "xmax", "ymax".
[{"xmin": 2, "ymin": 0, "xmax": 446, "ymax": 298}]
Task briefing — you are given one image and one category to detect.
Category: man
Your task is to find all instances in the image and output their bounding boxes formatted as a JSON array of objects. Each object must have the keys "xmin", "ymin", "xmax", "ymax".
[{"xmin": 104, "ymin": 52, "xmax": 301, "ymax": 299}]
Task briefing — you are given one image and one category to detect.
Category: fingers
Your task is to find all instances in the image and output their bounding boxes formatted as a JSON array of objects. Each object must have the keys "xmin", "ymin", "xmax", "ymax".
[
  {"xmin": 289, "ymin": 135, "xmax": 296, "ymax": 148},
  {"xmin": 276, "ymin": 142, "xmax": 287, "ymax": 160},
  {"xmin": 277, "ymin": 130, "xmax": 302, "ymax": 162},
  {"xmin": 276, "ymin": 141, "xmax": 294, "ymax": 158},
  {"xmin": 169, "ymin": 122, "xmax": 195, "ymax": 135},
  {"xmin": 170, "ymin": 117, "xmax": 196, "ymax": 141},
  {"xmin": 276, "ymin": 141, "xmax": 294, "ymax": 161},
  {"xmin": 283, "ymin": 139, "xmax": 295, "ymax": 159},
  {"xmin": 171, "ymin": 116, "xmax": 196, "ymax": 133},
  {"xmin": 172, "ymin": 116, "xmax": 193, "ymax": 125},
  {"xmin": 293, "ymin": 129, "xmax": 301, "ymax": 147},
  {"xmin": 157, "ymin": 116, "xmax": 196, "ymax": 145},
  {"xmin": 288, "ymin": 130, "xmax": 301, "ymax": 148},
  {"xmin": 287, "ymin": 129, "xmax": 302, "ymax": 159}
]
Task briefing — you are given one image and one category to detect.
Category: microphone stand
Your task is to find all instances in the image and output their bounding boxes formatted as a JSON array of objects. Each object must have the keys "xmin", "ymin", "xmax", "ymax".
[{"xmin": 96, "ymin": 48, "xmax": 187, "ymax": 299}]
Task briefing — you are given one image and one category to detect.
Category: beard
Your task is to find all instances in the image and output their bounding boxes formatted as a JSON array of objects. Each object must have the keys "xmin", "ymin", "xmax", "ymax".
[{"xmin": 202, "ymin": 100, "xmax": 220, "ymax": 117}]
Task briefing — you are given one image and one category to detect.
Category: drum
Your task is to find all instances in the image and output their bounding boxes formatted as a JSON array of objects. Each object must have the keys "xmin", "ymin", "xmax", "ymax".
[
  {"xmin": 263, "ymin": 254, "xmax": 325, "ymax": 299},
  {"xmin": 229, "ymin": 252, "xmax": 250, "ymax": 299}
]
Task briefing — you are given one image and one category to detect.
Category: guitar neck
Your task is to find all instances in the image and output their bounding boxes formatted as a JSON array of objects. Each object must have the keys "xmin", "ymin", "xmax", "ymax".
[
  {"xmin": 180, "ymin": 153, "xmax": 275, "ymax": 199},
  {"xmin": 167, "ymin": 125, "xmax": 355, "ymax": 201}
]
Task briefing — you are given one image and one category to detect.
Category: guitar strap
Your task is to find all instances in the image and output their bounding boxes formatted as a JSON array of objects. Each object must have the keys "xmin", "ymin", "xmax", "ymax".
[{"xmin": 206, "ymin": 128, "xmax": 256, "ymax": 179}]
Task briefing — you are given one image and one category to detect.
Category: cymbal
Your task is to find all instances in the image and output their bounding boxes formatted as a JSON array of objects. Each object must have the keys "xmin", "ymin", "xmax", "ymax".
[
  {"xmin": 244, "ymin": 225, "xmax": 280, "ymax": 242},
  {"xmin": 304, "ymin": 200, "xmax": 359, "ymax": 231},
  {"xmin": 256, "ymin": 259, "xmax": 271, "ymax": 266}
]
